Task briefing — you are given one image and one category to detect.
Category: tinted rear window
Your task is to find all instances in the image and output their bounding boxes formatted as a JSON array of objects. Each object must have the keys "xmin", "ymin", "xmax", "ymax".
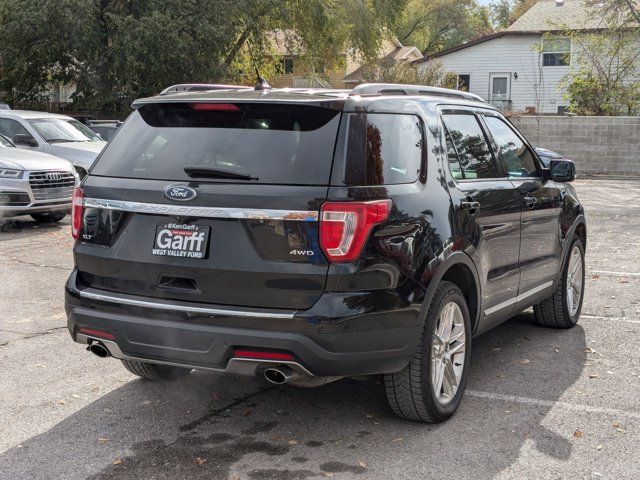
[
  {"xmin": 341, "ymin": 113, "xmax": 423, "ymax": 186},
  {"xmin": 91, "ymin": 103, "xmax": 341, "ymax": 185}
]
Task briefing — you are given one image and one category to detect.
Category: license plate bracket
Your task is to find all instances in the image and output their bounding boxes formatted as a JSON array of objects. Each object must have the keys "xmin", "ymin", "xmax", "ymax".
[{"xmin": 152, "ymin": 223, "xmax": 210, "ymax": 259}]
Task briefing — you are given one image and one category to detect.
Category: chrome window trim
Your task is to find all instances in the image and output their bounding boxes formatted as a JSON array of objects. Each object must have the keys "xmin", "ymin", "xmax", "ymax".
[
  {"xmin": 78, "ymin": 288, "xmax": 296, "ymax": 319},
  {"xmin": 83, "ymin": 197, "xmax": 319, "ymax": 222},
  {"xmin": 484, "ymin": 281, "xmax": 553, "ymax": 316}
]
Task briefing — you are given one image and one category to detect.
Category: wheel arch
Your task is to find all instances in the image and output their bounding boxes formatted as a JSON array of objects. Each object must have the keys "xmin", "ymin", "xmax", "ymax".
[{"xmin": 420, "ymin": 252, "xmax": 481, "ymax": 334}]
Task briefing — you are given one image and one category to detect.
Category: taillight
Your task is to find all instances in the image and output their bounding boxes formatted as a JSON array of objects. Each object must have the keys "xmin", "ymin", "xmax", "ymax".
[
  {"xmin": 320, "ymin": 199, "xmax": 391, "ymax": 263},
  {"xmin": 71, "ymin": 187, "xmax": 84, "ymax": 240}
]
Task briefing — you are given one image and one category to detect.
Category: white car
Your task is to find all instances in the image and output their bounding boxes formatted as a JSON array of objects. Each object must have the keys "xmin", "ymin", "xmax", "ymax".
[
  {"xmin": 0, "ymin": 134, "xmax": 78, "ymax": 223},
  {"xmin": 0, "ymin": 110, "xmax": 106, "ymax": 177}
]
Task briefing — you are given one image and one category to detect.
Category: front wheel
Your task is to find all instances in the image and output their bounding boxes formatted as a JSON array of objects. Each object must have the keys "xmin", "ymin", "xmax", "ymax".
[
  {"xmin": 533, "ymin": 237, "xmax": 585, "ymax": 328},
  {"xmin": 121, "ymin": 360, "xmax": 192, "ymax": 380},
  {"xmin": 383, "ymin": 281, "xmax": 471, "ymax": 422},
  {"xmin": 31, "ymin": 211, "xmax": 67, "ymax": 223}
]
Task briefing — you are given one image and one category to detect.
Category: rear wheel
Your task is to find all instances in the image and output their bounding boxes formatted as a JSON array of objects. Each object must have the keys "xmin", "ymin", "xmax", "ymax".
[
  {"xmin": 31, "ymin": 211, "xmax": 66, "ymax": 223},
  {"xmin": 121, "ymin": 360, "xmax": 192, "ymax": 380},
  {"xmin": 533, "ymin": 237, "xmax": 585, "ymax": 328},
  {"xmin": 383, "ymin": 281, "xmax": 471, "ymax": 422}
]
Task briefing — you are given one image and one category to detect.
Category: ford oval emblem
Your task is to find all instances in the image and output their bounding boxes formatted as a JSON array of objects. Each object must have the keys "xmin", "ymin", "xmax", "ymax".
[{"xmin": 163, "ymin": 185, "xmax": 197, "ymax": 202}]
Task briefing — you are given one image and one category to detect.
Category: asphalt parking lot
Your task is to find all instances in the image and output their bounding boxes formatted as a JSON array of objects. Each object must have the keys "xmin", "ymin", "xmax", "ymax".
[{"xmin": 0, "ymin": 178, "xmax": 639, "ymax": 480}]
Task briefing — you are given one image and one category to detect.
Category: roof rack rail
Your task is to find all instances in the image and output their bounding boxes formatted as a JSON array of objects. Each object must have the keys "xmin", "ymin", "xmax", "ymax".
[
  {"xmin": 159, "ymin": 83, "xmax": 251, "ymax": 96},
  {"xmin": 350, "ymin": 83, "xmax": 484, "ymax": 102}
]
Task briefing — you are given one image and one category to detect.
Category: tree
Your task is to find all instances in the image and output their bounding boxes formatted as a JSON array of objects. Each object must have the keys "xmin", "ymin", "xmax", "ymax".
[
  {"xmin": 394, "ymin": 0, "xmax": 493, "ymax": 54},
  {"xmin": 360, "ymin": 58, "xmax": 458, "ymax": 88},
  {"xmin": 558, "ymin": 26, "xmax": 640, "ymax": 115}
]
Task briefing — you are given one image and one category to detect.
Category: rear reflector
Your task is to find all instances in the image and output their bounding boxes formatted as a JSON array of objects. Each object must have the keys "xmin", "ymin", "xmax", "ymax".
[
  {"xmin": 71, "ymin": 187, "xmax": 84, "ymax": 240},
  {"xmin": 77, "ymin": 327, "xmax": 115, "ymax": 341},
  {"xmin": 233, "ymin": 349, "xmax": 295, "ymax": 361},
  {"xmin": 320, "ymin": 199, "xmax": 391, "ymax": 263},
  {"xmin": 189, "ymin": 103, "xmax": 240, "ymax": 111}
]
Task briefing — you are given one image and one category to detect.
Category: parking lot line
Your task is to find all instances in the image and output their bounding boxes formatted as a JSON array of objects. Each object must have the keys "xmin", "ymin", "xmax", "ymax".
[
  {"xmin": 590, "ymin": 270, "xmax": 640, "ymax": 277},
  {"xmin": 467, "ymin": 390, "xmax": 640, "ymax": 420},
  {"xmin": 581, "ymin": 314, "xmax": 640, "ymax": 324}
]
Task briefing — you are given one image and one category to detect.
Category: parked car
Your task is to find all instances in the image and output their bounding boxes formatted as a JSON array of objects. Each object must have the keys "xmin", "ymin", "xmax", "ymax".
[
  {"xmin": 0, "ymin": 103, "xmax": 10, "ymax": 110},
  {"xmin": 0, "ymin": 133, "xmax": 77, "ymax": 223},
  {"xmin": 65, "ymin": 83, "xmax": 586, "ymax": 422},
  {"xmin": 535, "ymin": 147, "xmax": 567, "ymax": 167},
  {"xmin": 0, "ymin": 110, "xmax": 107, "ymax": 177},
  {"xmin": 86, "ymin": 120, "xmax": 123, "ymax": 142}
]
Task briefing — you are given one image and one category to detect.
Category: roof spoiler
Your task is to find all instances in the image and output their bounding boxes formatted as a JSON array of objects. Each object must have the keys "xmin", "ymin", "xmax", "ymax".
[
  {"xmin": 159, "ymin": 84, "xmax": 251, "ymax": 96},
  {"xmin": 350, "ymin": 83, "xmax": 484, "ymax": 102}
]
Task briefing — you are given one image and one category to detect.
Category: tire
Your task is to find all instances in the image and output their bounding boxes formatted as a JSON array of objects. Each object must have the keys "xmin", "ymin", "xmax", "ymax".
[
  {"xmin": 533, "ymin": 237, "xmax": 585, "ymax": 329},
  {"xmin": 383, "ymin": 281, "xmax": 472, "ymax": 422},
  {"xmin": 31, "ymin": 211, "xmax": 67, "ymax": 223},
  {"xmin": 121, "ymin": 360, "xmax": 192, "ymax": 380}
]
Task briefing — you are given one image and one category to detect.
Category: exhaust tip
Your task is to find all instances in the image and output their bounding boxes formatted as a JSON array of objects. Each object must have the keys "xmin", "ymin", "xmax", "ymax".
[
  {"xmin": 89, "ymin": 342, "xmax": 110, "ymax": 358},
  {"xmin": 263, "ymin": 368, "xmax": 287, "ymax": 385}
]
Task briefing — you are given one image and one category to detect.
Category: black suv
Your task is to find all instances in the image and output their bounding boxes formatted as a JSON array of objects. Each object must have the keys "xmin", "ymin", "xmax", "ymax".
[{"xmin": 65, "ymin": 83, "xmax": 586, "ymax": 422}]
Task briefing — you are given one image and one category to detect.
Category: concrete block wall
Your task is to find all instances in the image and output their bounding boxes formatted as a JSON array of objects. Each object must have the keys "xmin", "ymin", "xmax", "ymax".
[{"xmin": 510, "ymin": 116, "xmax": 640, "ymax": 175}]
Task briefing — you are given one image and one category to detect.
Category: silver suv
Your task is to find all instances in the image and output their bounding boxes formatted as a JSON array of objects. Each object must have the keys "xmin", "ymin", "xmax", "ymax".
[{"xmin": 0, "ymin": 134, "xmax": 77, "ymax": 223}]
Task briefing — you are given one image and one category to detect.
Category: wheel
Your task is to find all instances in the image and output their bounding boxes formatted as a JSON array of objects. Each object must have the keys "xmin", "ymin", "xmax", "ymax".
[
  {"xmin": 383, "ymin": 281, "xmax": 471, "ymax": 422},
  {"xmin": 31, "ymin": 211, "xmax": 67, "ymax": 223},
  {"xmin": 533, "ymin": 237, "xmax": 585, "ymax": 328},
  {"xmin": 121, "ymin": 360, "xmax": 192, "ymax": 380}
]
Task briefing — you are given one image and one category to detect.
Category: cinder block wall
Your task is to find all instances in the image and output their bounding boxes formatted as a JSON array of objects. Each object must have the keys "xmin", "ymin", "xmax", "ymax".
[{"xmin": 510, "ymin": 116, "xmax": 640, "ymax": 175}]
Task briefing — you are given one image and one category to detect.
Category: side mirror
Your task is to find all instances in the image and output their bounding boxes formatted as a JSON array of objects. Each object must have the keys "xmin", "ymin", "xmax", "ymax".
[
  {"xmin": 13, "ymin": 133, "xmax": 38, "ymax": 147},
  {"xmin": 549, "ymin": 159, "xmax": 575, "ymax": 182}
]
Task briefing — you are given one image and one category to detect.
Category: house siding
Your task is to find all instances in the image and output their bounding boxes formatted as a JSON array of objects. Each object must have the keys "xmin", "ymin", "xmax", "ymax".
[{"xmin": 419, "ymin": 34, "xmax": 570, "ymax": 114}]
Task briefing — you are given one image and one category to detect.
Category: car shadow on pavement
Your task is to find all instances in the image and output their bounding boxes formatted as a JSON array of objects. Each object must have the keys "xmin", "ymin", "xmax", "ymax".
[
  {"xmin": 1, "ymin": 312, "xmax": 586, "ymax": 480},
  {"xmin": 0, "ymin": 216, "xmax": 69, "ymax": 236}
]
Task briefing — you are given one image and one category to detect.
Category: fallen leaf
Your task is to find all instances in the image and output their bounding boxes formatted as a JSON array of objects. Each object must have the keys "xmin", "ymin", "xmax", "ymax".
[
  {"xmin": 554, "ymin": 348, "xmax": 560, "ymax": 353},
  {"xmin": 98, "ymin": 438, "xmax": 109, "ymax": 442},
  {"xmin": 141, "ymin": 400, "xmax": 151, "ymax": 406},
  {"xmin": 243, "ymin": 410, "xmax": 252, "ymax": 417},
  {"xmin": 492, "ymin": 347, "xmax": 501, "ymax": 351},
  {"xmin": 288, "ymin": 440, "xmax": 299, "ymax": 445},
  {"xmin": 195, "ymin": 457, "xmax": 206, "ymax": 465},
  {"xmin": 573, "ymin": 430, "xmax": 583, "ymax": 439},
  {"xmin": 596, "ymin": 445, "xmax": 603, "ymax": 450},
  {"xmin": 231, "ymin": 476, "xmax": 241, "ymax": 480},
  {"xmin": 591, "ymin": 275, "xmax": 600, "ymax": 279},
  {"xmin": 72, "ymin": 394, "xmax": 81, "ymax": 398},
  {"xmin": 612, "ymin": 422, "xmax": 621, "ymax": 428},
  {"xmin": 392, "ymin": 437, "xmax": 404, "ymax": 442},
  {"xmin": 324, "ymin": 473, "xmax": 334, "ymax": 478},
  {"xmin": 358, "ymin": 461, "xmax": 367, "ymax": 469},
  {"xmin": 57, "ymin": 400, "xmax": 66, "ymax": 405},
  {"xmin": 112, "ymin": 459, "xmax": 122, "ymax": 466},
  {"xmin": 619, "ymin": 279, "xmax": 629, "ymax": 284},
  {"xmin": 366, "ymin": 414, "xmax": 375, "ymax": 419},
  {"xmin": 518, "ymin": 359, "xmax": 531, "ymax": 365},
  {"xmin": 588, "ymin": 373, "xmax": 599, "ymax": 379}
]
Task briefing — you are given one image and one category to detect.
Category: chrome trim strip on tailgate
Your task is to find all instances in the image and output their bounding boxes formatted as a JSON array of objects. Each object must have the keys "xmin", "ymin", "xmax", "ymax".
[
  {"xmin": 78, "ymin": 289, "xmax": 296, "ymax": 319},
  {"xmin": 83, "ymin": 197, "xmax": 319, "ymax": 221}
]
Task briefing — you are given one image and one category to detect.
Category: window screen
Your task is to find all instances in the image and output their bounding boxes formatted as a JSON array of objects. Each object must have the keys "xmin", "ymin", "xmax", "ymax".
[
  {"xmin": 442, "ymin": 114, "xmax": 498, "ymax": 179},
  {"xmin": 484, "ymin": 116, "xmax": 538, "ymax": 177},
  {"xmin": 343, "ymin": 113, "xmax": 423, "ymax": 186}
]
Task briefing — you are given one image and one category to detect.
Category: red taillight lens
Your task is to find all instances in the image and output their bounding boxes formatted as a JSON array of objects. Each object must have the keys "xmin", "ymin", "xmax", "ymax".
[
  {"xmin": 319, "ymin": 199, "xmax": 391, "ymax": 263},
  {"xmin": 71, "ymin": 187, "xmax": 84, "ymax": 240},
  {"xmin": 233, "ymin": 349, "xmax": 295, "ymax": 361},
  {"xmin": 189, "ymin": 103, "xmax": 240, "ymax": 111}
]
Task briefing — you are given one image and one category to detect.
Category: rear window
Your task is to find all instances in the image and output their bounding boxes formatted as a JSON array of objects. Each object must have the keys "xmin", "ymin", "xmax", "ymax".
[
  {"xmin": 90, "ymin": 103, "xmax": 341, "ymax": 185},
  {"xmin": 341, "ymin": 113, "xmax": 423, "ymax": 186}
]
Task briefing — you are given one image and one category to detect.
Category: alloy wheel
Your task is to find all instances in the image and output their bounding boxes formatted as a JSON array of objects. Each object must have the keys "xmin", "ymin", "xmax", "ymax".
[
  {"xmin": 431, "ymin": 301, "xmax": 466, "ymax": 404},
  {"xmin": 566, "ymin": 245, "xmax": 583, "ymax": 317}
]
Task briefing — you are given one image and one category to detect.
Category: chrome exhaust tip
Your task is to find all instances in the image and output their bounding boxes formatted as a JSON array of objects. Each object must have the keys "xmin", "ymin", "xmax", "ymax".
[
  {"xmin": 263, "ymin": 367, "xmax": 292, "ymax": 385},
  {"xmin": 88, "ymin": 342, "xmax": 110, "ymax": 358}
]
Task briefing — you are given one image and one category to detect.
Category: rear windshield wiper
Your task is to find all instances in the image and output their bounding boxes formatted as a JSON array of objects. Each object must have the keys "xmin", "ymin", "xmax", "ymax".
[{"xmin": 183, "ymin": 165, "xmax": 259, "ymax": 181}]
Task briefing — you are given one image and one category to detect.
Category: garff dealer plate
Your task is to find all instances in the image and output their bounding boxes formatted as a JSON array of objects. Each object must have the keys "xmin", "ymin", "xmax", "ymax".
[{"xmin": 152, "ymin": 223, "xmax": 210, "ymax": 259}]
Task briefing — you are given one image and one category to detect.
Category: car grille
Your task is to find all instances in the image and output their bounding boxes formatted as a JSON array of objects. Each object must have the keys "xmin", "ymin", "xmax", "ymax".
[{"xmin": 29, "ymin": 171, "xmax": 75, "ymax": 201}]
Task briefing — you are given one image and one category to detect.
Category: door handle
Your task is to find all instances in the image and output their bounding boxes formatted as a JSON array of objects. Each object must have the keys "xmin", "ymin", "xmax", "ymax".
[
  {"xmin": 460, "ymin": 199, "xmax": 480, "ymax": 214},
  {"xmin": 523, "ymin": 196, "xmax": 537, "ymax": 208}
]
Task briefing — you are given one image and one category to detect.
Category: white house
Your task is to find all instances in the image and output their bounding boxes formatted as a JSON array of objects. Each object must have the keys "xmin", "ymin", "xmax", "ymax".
[{"xmin": 415, "ymin": 0, "xmax": 621, "ymax": 114}]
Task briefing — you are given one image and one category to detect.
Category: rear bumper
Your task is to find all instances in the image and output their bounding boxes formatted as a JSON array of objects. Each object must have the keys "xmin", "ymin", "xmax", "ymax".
[{"xmin": 65, "ymin": 271, "xmax": 422, "ymax": 377}]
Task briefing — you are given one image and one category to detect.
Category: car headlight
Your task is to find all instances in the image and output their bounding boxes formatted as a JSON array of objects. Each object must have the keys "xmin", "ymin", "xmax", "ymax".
[{"xmin": 0, "ymin": 169, "xmax": 23, "ymax": 179}]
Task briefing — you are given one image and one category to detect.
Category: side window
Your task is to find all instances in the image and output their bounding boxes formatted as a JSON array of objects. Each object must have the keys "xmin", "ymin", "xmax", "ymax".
[
  {"xmin": 442, "ymin": 114, "xmax": 498, "ymax": 179},
  {"xmin": 484, "ymin": 116, "xmax": 538, "ymax": 177},
  {"xmin": 344, "ymin": 113, "xmax": 423, "ymax": 186},
  {"xmin": 444, "ymin": 130, "xmax": 463, "ymax": 180},
  {"xmin": 0, "ymin": 118, "xmax": 31, "ymax": 140}
]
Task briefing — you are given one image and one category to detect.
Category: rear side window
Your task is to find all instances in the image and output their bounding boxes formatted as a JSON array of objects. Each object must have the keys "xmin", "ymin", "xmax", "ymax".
[
  {"xmin": 342, "ymin": 113, "xmax": 423, "ymax": 186},
  {"xmin": 91, "ymin": 103, "xmax": 341, "ymax": 185},
  {"xmin": 442, "ymin": 114, "xmax": 498, "ymax": 179}
]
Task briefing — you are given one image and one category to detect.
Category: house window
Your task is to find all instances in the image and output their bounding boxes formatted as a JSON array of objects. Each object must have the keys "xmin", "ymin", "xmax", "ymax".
[
  {"xmin": 280, "ymin": 57, "xmax": 294, "ymax": 74},
  {"xmin": 542, "ymin": 37, "xmax": 571, "ymax": 66},
  {"xmin": 456, "ymin": 74, "xmax": 470, "ymax": 91},
  {"xmin": 557, "ymin": 105, "xmax": 569, "ymax": 114}
]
